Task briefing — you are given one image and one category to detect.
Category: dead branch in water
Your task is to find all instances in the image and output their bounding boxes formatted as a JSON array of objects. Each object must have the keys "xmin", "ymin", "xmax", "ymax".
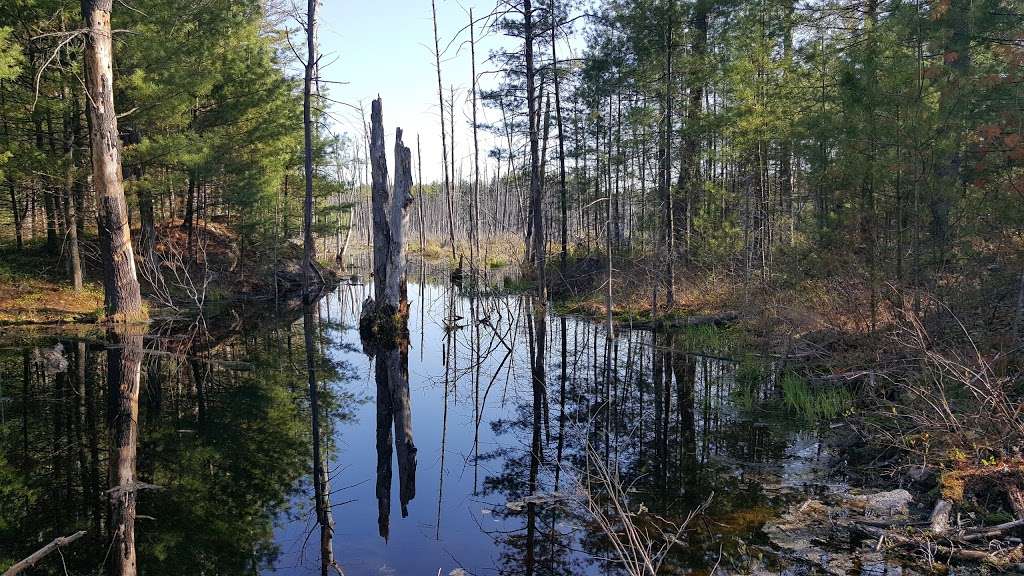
[
  {"xmin": 3, "ymin": 531, "xmax": 86, "ymax": 576},
  {"xmin": 575, "ymin": 444, "xmax": 710, "ymax": 576}
]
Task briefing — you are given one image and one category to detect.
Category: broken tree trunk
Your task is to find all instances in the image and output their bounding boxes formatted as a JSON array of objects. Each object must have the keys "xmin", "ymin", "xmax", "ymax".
[
  {"xmin": 385, "ymin": 128, "xmax": 414, "ymax": 311},
  {"xmin": 369, "ymin": 98, "xmax": 390, "ymax": 305},
  {"xmin": 361, "ymin": 98, "xmax": 413, "ymax": 340}
]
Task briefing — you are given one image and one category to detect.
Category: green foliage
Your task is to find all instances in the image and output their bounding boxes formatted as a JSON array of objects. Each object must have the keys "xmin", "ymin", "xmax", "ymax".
[
  {"xmin": 734, "ymin": 356, "xmax": 765, "ymax": 389},
  {"xmin": 780, "ymin": 373, "xmax": 851, "ymax": 422},
  {"xmin": 0, "ymin": 26, "xmax": 21, "ymax": 81},
  {"xmin": 681, "ymin": 324, "xmax": 739, "ymax": 352}
]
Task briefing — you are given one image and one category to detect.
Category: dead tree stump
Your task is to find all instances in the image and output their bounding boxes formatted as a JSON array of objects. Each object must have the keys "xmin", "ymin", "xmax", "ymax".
[{"xmin": 360, "ymin": 98, "xmax": 414, "ymax": 342}]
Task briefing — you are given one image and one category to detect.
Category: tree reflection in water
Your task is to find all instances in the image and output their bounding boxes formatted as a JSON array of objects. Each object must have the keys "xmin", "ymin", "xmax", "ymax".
[
  {"xmin": 0, "ymin": 302, "xmax": 344, "ymax": 575},
  {"xmin": 0, "ymin": 282, "xmax": 829, "ymax": 575},
  {"xmin": 107, "ymin": 327, "xmax": 143, "ymax": 576},
  {"xmin": 367, "ymin": 313, "xmax": 417, "ymax": 543},
  {"xmin": 305, "ymin": 302, "xmax": 339, "ymax": 576}
]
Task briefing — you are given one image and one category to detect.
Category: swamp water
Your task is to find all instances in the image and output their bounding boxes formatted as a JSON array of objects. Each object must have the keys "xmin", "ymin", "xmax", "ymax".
[{"xmin": 0, "ymin": 282, "xmax": 842, "ymax": 575}]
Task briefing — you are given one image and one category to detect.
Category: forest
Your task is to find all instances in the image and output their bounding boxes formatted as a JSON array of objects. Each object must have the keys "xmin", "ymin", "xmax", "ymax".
[{"xmin": 0, "ymin": 0, "xmax": 1022, "ymax": 574}]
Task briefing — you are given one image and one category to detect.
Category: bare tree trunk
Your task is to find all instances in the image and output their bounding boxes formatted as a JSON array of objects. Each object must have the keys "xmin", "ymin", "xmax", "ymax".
[
  {"xmin": 778, "ymin": 0, "xmax": 794, "ymax": 245},
  {"xmin": 302, "ymin": 0, "xmax": 319, "ymax": 292},
  {"xmin": 431, "ymin": 0, "xmax": 457, "ymax": 263},
  {"xmin": 63, "ymin": 107, "xmax": 83, "ymax": 291},
  {"xmin": 82, "ymin": 0, "xmax": 144, "ymax": 322},
  {"xmin": 524, "ymin": 0, "xmax": 545, "ymax": 298},
  {"xmin": 7, "ymin": 179, "xmax": 21, "ymax": 250},
  {"xmin": 551, "ymin": 8, "xmax": 568, "ymax": 274},
  {"xmin": 470, "ymin": 9, "xmax": 481, "ymax": 276},
  {"xmin": 369, "ymin": 99, "xmax": 390, "ymax": 304},
  {"xmin": 1, "ymin": 83, "xmax": 23, "ymax": 250},
  {"xmin": 677, "ymin": 0, "xmax": 708, "ymax": 256},
  {"xmin": 417, "ymin": 134, "xmax": 425, "ymax": 252},
  {"xmin": 448, "ymin": 85, "xmax": 458, "ymax": 262},
  {"xmin": 930, "ymin": 0, "xmax": 970, "ymax": 270},
  {"xmin": 661, "ymin": 1, "xmax": 676, "ymax": 307},
  {"xmin": 365, "ymin": 99, "xmax": 413, "ymax": 321}
]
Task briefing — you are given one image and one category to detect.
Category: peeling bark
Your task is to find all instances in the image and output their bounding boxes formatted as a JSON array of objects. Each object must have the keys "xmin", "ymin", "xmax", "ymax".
[{"xmin": 83, "ymin": 0, "xmax": 144, "ymax": 322}]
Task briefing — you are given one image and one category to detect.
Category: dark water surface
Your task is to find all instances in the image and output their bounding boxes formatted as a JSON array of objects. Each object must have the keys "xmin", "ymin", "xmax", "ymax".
[{"xmin": 0, "ymin": 281, "xmax": 836, "ymax": 575}]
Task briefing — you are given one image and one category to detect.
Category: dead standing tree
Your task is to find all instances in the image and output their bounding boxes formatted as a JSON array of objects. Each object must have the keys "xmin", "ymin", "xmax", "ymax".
[
  {"xmin": 82, "ymin": 0, "xmax": 145, "ymax": 322},
  {"xmin": 360, "ymin": 98, "xmax": 414, "ymax": 338}
]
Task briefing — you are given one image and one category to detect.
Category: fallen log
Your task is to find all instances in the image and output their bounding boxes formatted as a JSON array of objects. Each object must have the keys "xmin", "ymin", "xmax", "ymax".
[
  {"xmin": 852, "ymin": 522, "xmax": 1024, "ymax": 565},
  {"xmin": 3, "ymin": 531, "xmax": 86, "ymax": 576},
  {"xmin": 625, "ymin": 311, "xmax": 739, "ymax": 331},
  {"xmin": 961, "ymin": 518, "xmax": 1024, "ymax": 542}
]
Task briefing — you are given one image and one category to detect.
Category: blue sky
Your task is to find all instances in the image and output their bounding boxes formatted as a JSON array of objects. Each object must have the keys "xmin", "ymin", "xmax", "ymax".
[{"xmin": 310, "ymin": 0, "xmax": 584, "ymax": 183}]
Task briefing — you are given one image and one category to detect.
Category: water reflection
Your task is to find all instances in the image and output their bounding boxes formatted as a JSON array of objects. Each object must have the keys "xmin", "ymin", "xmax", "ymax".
[
  {"xmin": 107, "ymin": 328, "xmax": 143, "ymax": 576},
  {"xmin": 0, "ymin": 281, "xmax": 835, "ymax": 575},
  {"xmin": 305, "ymin": 303, "xmax": 339, "ymax": 576},
  {"xmin": 369, "ymin": 334, "xmax": 416, "ymax": 541}
]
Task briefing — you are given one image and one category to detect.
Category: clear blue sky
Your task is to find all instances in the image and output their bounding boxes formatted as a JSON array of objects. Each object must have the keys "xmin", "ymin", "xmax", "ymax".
[{"xmin": 312, "ymin": 0, "xmax": 584, "ymax": 183}]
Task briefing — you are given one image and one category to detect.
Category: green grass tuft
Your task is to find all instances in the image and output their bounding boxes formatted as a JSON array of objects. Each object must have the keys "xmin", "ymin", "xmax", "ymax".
[{"xmin": 780, "ymin": 373, "xmax": 851, "ymax": 422}]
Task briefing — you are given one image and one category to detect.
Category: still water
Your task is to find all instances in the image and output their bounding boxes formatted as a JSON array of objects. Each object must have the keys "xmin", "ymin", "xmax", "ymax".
[{"xmin": 0, "ymin": 281, "xmax": 836, "ymax": 575}]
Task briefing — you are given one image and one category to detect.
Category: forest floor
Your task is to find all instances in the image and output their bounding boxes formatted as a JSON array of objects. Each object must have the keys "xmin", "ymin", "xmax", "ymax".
[
  {"xmin": 0, "ymin": 221, "xmax": 336, "ymax": 326},
  {"xmin": 0, "ymin": 244, "xmax": 105, "ymax": 325}
]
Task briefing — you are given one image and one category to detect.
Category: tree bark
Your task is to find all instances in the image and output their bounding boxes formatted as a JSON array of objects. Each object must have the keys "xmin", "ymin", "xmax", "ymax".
[
  {"xmin": 302, "ymin": 0, "xmax": 319, "ymax": 293},
  {"xmin": 524, "ymin": 0, "xmax": 545, "ymax": 298},
  {"xmin": 677, "ymin": 0, "xmax": 709, "ymax": 256},
  {"xmin": 470, "ymin": 9, "xmax": 481, "ymax": 276},
  {"xmin": 369, "ymin": 98, "xmax": 390, "ymax": 305},
  {"xmin": 385, "ymin": 128, "xmax": 413, "ymax": 311},
  {"xmin": 660, "ymin": 2, "xmax": 676, "ymax": 306},
  {"xmin": 551, "ymin": 5, "xmax": 568, "ymax": 274},
  {"xmin": 63, "ymin": 111, "xmax": 83, "ymax": 290},
  {"xmin": 107, "ymin": 327, "xmax": 143, "ymax": 576},
  {"xmin": 363, "ymin": 100, "xmax": 413, "ymax": 334},
  {"xmin": 7, "ymin": 179, "xmax": 21, "ymax": 250},
  {"xmin": 82, "ymin": 0, "xmax": 144, "ymax": 322}
]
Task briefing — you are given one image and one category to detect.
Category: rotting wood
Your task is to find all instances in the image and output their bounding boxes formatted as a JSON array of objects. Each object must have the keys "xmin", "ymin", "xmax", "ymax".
[
  {"xmin": 1006, "ymin": 482, "xmax": 1024, "ymax": 520},
  {"xmin": 360, "ymin": 98, "xmax": 413, "ymax": 340},
  {"xmin": 384, "ymin": 127, "xmax": 413, "ymax": 311}
]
